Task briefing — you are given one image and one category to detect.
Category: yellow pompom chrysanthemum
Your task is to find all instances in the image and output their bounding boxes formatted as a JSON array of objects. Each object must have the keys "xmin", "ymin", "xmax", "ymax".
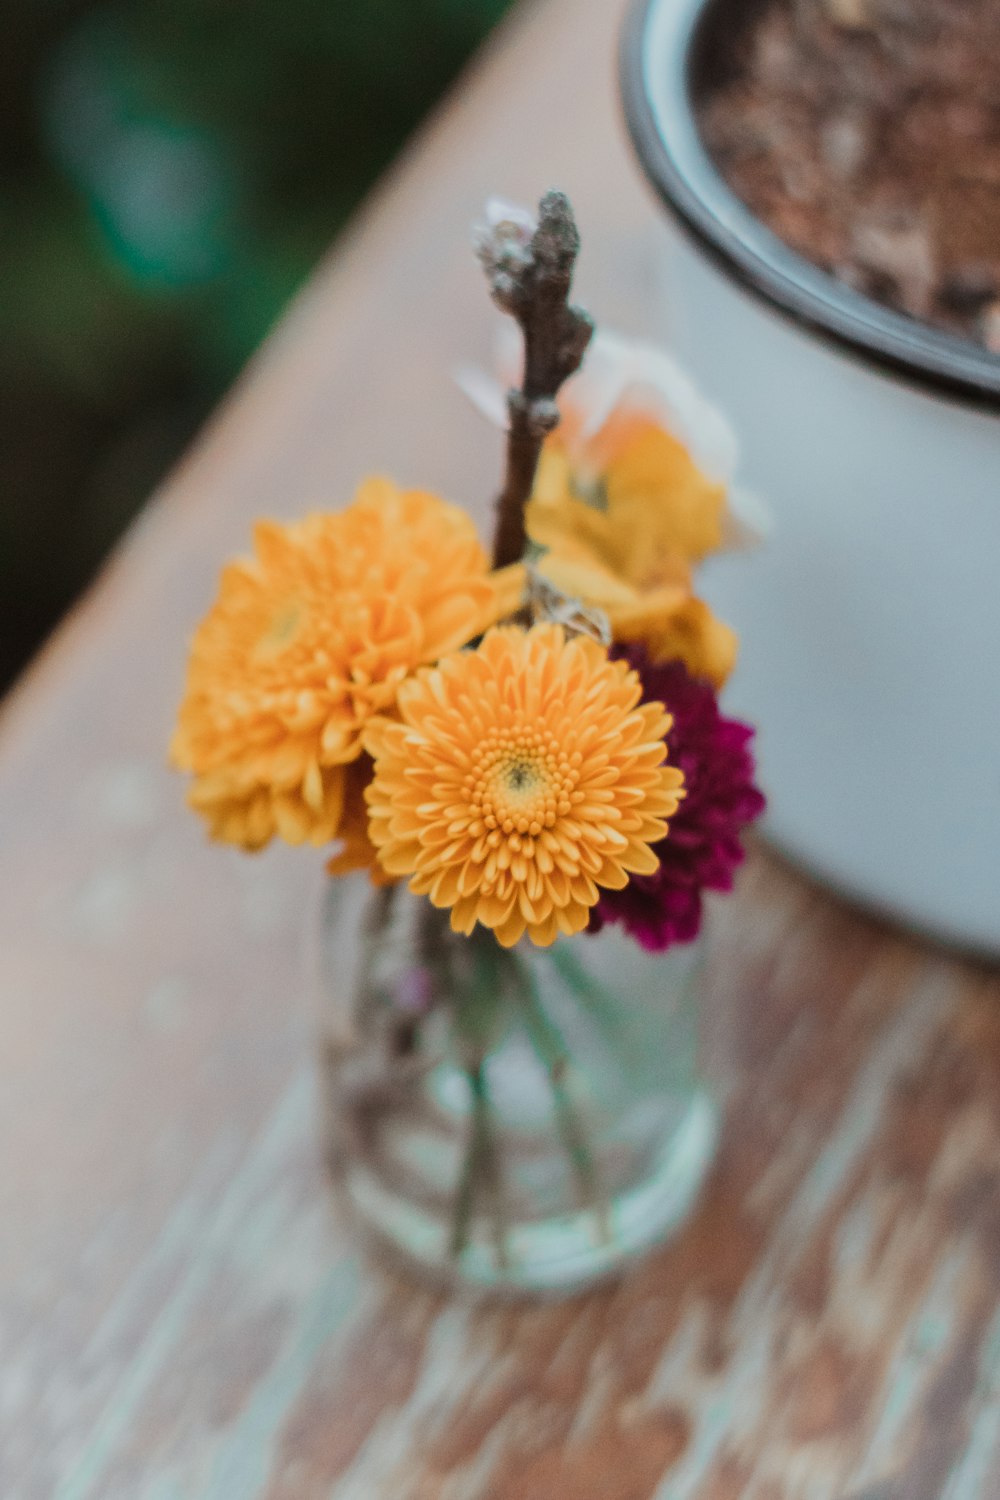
[
  {"xmin": 526, "ymin": 413, "xmax": 726, "ymax": 589},
  {"xmin": 363, "ymin": 623, "xmax": 685, "ymax": 947},
  {"xmin": 171, "ymin": 477, "xmax": 503, "ymax": 851},
  {"xmin": 488, "ymin": 420, "xmax": 739, "ymax": 688}
]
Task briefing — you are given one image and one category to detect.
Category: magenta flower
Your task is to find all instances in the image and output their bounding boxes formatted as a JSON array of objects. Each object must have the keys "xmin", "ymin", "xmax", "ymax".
[{"xmin": 590, "ymin": 648, "xmax": 765, "ymax": 951}]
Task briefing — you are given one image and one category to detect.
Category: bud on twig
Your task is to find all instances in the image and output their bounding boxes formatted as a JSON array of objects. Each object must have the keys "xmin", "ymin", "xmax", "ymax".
[{"xmin": 475, "ymin": 191, "xmax": 594, "ymax": 569}]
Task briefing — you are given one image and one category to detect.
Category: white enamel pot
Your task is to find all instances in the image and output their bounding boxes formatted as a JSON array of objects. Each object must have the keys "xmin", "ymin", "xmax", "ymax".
[{"xmin": 621, "ymin": 0, "xmax": 1000, "ymax": 955}]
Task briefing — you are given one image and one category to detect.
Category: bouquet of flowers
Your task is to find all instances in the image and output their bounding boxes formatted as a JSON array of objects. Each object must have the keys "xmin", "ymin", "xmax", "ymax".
[{"xmin": 171, "ymin": 193, "xmax": 764, "ymax": 1293}]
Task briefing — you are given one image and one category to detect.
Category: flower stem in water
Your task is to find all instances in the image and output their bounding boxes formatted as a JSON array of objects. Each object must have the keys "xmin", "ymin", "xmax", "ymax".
[
  {"xmin": 450, "ymin": 1060, "xmax": 497, "ymax": 1260},
  {"xmin": 515, "ymin": 955, "xmax": 611, "ymax": 1240}
]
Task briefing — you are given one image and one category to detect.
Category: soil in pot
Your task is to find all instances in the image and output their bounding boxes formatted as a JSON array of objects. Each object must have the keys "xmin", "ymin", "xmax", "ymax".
[{"xmin": 698, "ymin": 0, "xmax": 1000, "ymax": 353}]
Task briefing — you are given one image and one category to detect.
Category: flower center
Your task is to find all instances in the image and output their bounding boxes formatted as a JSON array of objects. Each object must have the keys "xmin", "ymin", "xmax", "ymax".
[
  {"xmin": 470, "ymin": 725, "xmax": 577, "ymax": 838},
  {"xmin": 501, "ymin": 757, "xmax": 538, "ymax": 794},
  {"xmin": 255, "ymin": 597, "xmax": 306, "ymax": 659}
]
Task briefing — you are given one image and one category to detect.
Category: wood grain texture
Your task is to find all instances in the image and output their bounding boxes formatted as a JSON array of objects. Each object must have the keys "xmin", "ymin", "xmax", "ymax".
[{"xmin": 1, "ymin": 0, "xmax": 999, "ymax": 1494}]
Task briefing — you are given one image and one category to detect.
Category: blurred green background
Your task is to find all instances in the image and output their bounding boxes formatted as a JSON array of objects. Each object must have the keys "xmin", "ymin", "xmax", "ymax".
[{"xmin": 0, "ymin": 0, "xmax": 513, "ymax": 693}]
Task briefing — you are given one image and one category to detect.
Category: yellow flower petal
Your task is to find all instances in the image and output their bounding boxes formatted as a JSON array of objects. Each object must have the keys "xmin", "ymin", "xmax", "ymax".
[
  {"xmin": 519, "ymin": 421, "xmax": 739, "ymax": 688},
  {"xmin": 534, "ymin": 551, "xmax": 737, "ymax": 689}
]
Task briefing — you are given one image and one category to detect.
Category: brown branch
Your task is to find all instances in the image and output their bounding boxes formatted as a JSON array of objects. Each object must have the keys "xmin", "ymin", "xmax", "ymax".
[{"xmin": 475, "ymin": 191, "xmax": 593, "ymax": 569}]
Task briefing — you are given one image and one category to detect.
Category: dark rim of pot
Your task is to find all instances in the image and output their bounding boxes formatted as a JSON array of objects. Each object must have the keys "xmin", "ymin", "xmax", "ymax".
[{"xmin": 619, "ymin": 0, "xmax": 1000, "ymax": 413}]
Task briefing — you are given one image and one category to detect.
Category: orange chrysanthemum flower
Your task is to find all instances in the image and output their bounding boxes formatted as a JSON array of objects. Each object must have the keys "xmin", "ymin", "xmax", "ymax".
[
  {"xmin": 364, "ymin": 624, "xmax": 685, "ymax": 947},
  {"xmin": 171, "ymin": 477, "xmax": 502, "ymax": 851}
]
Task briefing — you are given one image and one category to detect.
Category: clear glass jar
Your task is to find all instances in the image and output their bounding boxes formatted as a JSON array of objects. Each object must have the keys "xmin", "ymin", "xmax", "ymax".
[{"xmin": 314, "ymin": 876, "xmax": 718, "ymax": 1297}]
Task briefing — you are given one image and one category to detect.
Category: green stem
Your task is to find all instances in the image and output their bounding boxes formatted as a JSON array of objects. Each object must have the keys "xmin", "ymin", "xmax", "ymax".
[
  {"xmin": 479, "ymin": 1078, "xmax": 510, "ymax": 1269},
  {"xmin": 546, "ymin": 942, "xmax": 622, "ymax": 1033},
  {"xmin": 514, "ymin": 955, "xmax": 609, "ymax": 1237},
  {"xmin": 448, "ymin": 933, "xmax": 512, "ymax": 1264},
  {"xmin": 450, "ymin": 1060, "xmax": 491, "ymax": 1260}
]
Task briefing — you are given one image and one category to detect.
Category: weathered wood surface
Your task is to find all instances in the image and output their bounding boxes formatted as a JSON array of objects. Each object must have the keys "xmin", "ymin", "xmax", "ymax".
[{"xmin": 2, "ymin": 0, "xmax": 999, "ymax": 1495}]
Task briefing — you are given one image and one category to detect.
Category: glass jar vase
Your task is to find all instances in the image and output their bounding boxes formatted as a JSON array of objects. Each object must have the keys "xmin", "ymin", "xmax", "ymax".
[{"xmin": 314, "ymin": 876, "xmax": 719, "ymax": 1297}]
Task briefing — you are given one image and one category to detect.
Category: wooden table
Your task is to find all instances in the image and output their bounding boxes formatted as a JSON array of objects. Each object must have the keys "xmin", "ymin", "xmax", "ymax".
[{"xmin": 4, "ymin": 1, "xmax": 999, "ymax": 1495}]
